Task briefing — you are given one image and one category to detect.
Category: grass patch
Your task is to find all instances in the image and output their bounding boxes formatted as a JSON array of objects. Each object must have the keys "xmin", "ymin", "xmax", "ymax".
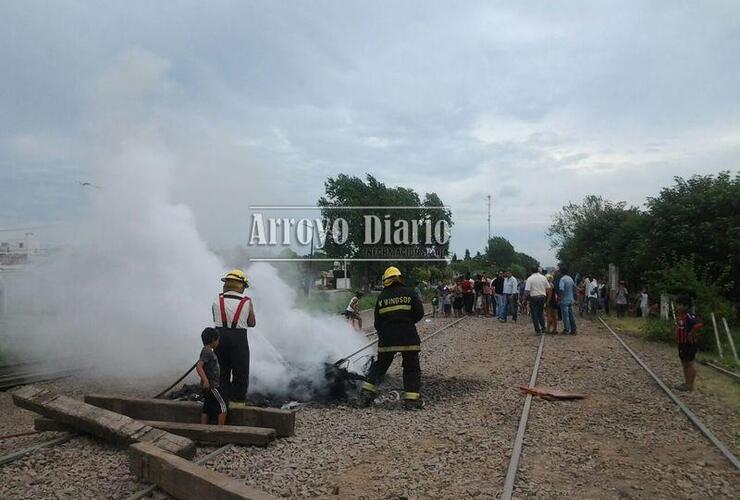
[
  {"xmin": 605, "ymin": 316, "xmax": 649, "ymax": 336},
  {"xmin": 696, "ymin": 358, "xmax": 740, "ymax": 410},
  {"xmin": 604, "ymin": 315, "xmax": 740, "ymax": 365},
  {"xmin": 602, "ymin": 315, "xmax": 740, "ymax": 407}
]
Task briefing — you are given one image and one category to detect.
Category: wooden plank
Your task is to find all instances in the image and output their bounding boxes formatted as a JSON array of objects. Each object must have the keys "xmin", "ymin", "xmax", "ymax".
[
  {"xmin": 13, "ymin": 385, "xmax": 195, "ymax": 459},
  {"xmin": 721, "ymin": 317, "xmax": 739, "ymax": 363},
  {"xmin": 140, "ymin": 420, "xmax": 274, "ymax": 447},
  {"xmin": 34, "ymin": 417, "xmax": 72, "ymax": 433},
  {"xmin": 85, "ymin": 395, "xmax": 295, "ymax": 437},
  {"xmin": 129, "ymin": 442, "xmax": 277, "ymax": 500},
  {"xmin": 35, "ymin": 417, "xmax": 275, "ymax": 446},
  {"xmin": 711, "ymin": 313, "xmax": 724, "ymax": 358}
]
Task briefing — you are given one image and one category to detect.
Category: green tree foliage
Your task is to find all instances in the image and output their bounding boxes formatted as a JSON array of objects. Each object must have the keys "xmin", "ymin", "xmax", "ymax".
[
  {"xmin": 318, "ymin": 173, "xmax": 453, "ymax": 289},
  {"xmin": 548, "ymin": 172, "xmax": 738, "ymax": 315},
  {"xmin": 485, "ymin": 236, "xmax": 515, "ymax": 267},
  {"xmin": 450, "ymin": 236, "xmax": 540, "ymax": 279},
  {"xmin": 548, "ymin": 195, "xmax": 648, "ymax": 283},
  {"xmin": 643, "ymin": 172, "xmax": 739, "ymax": 301}
]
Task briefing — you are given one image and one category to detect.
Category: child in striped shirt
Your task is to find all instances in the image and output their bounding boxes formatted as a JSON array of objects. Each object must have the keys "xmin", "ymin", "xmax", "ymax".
[{"xmin": 674, "ymin": 295, "xmax": 703, "ymax": 392}]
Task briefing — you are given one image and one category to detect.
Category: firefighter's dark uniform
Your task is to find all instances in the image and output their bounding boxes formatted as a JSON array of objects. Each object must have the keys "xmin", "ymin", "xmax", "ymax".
[
  {"xmin": 362, "ymin": 282, "xmax": 425, "ymax": 402},
  {"xmin": 212, "ymin": 292, "xmax": 251, "ymax": 403}
]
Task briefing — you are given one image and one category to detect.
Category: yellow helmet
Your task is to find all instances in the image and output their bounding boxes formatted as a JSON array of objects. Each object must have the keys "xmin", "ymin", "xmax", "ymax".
[
  {"xmin": 382, "ymin": 266, "xmax": 402, "ymax": 287},
  {"xmin": 221, "ymin": 269, "xmax": 249, "ymax": 286}
]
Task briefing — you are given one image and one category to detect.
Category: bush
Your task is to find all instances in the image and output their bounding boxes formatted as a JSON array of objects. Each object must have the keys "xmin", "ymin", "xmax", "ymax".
[
  {"xmin": 647, "ymin": 259, "xmax": 735, "ymax": 321},
  {"xmin": 644, "ymin": 318, "xmax": 674, "ymax": 344}
]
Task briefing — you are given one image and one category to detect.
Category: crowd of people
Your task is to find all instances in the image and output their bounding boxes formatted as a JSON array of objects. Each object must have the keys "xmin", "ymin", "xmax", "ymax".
[{"xmin": 433, "ymin": 269, "xmax": 653, "ymax": 335}]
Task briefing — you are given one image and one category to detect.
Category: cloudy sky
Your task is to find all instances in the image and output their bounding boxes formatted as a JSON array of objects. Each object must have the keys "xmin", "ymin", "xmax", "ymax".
[{"xmin": 1, "ymin": 1, "xmax": 739, "ymax": 265}]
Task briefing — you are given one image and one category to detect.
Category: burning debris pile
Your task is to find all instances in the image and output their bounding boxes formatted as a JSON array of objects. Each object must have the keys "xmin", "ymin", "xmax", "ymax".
[{"xmin": 166, "ymin": 361, "xmax": 369, "ymax": 408}]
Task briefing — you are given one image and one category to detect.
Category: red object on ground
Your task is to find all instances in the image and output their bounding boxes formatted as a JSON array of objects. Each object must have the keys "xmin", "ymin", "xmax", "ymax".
[
  {"xmin": 519, "ymin": 386, "xmax": 588, "ymax": 400},
  {"xmin": 0, "ymin": 430, "xmax": 43, "ymax": 440}
]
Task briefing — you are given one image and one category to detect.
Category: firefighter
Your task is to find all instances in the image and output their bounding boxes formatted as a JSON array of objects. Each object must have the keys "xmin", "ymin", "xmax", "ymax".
[
  {"xmin": 211, "ymin": 269, "xmax": 256, "ymax": 406},
  {"xmin": 360, "ymin": 266, "xmax": 425, "ymax": 410}
]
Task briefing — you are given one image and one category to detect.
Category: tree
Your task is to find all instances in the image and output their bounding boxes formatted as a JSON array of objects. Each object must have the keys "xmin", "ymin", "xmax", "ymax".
[
  {"xmin": 464, "ymin": 249, "xmax": 471, "ymax": 261},
  {"xmin": 485, "ymin": 236, "xmax": 516, "ymax": 268},
  {"xmin": 516, "ymin": 252, "xmax": 539, "ymax": 271},
  {"xmin": 547, "ymin": 173, "xmax": 738, "ymax": 317},
  {"xmin": 318, "ymin": 173, "xmax": 454, "ymax": 289},
  {"xmin": 548, "ymin": 196, "xmax": 647, "ymax": 283},
  {"xmin": 644, "ymin": 172, "xmax": 739, "ymax": 301}
]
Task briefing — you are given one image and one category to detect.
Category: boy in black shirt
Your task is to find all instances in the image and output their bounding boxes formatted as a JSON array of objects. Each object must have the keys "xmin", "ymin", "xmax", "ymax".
[{"xmin": 196, "ymin": 327, "xmax": 228, "ymax": 425}]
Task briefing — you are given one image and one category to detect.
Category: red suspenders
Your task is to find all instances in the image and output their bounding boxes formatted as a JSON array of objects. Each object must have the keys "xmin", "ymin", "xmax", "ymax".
[{"xmin": 219, "ymin": 293, "xmax": 250, "ymax": 329}]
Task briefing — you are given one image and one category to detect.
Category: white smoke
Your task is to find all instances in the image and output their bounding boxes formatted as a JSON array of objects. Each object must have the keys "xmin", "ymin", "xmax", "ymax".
[{"xmin": 1, "ymin": 49, "xmax": 367, "ymax": 396}]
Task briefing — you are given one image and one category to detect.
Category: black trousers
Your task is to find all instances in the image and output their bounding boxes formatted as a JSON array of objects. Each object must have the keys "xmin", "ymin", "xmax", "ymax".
[
  {"xmin": 366, "ymin": 351, "xmax": 421, "ymax": 396},
  {"xmin": 529, "ymin": 296, "xmax": 546, "ymax": 333},
  {"xmin": 215, "ymin": 330, "xmax": 250, "ymax": 402},
  {"xmin": 463, "ymin": 293, "xmax": 474, "ymax": 314}
]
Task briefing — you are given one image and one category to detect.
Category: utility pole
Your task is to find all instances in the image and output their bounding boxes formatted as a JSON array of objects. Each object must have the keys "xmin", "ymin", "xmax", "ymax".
[{"xmin": 487, "ymin": 194, "xmax": 492, "ymax": 242}]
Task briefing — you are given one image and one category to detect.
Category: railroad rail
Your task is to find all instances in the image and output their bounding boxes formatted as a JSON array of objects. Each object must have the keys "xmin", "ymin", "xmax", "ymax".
[
  {"xmin": 0, "ymin": 363, "xmax": 81, "ymax": 392},
  {"xmin": 598, "ymin": 316, "xmax": 740, "ymax": 470},
  {"xmin": 501, "ymin": 333, "xmax": 545, "ymax": 500},
  {"xmin": 0, "ymin": 434, "xmax": 76, "ymax": 467},
  {"xmin": 700, "ymin": 360, "xmax": 740, "ymax": 382},
  {"xmin": 501, "ymin": 316, "xmax": 740, "ymax": 498}
]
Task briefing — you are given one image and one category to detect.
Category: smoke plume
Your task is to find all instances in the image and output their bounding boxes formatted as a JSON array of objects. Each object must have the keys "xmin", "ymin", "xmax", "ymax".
[{"xmin": 1, "ymin": 49, "xmax": 367, "ymax": 396}]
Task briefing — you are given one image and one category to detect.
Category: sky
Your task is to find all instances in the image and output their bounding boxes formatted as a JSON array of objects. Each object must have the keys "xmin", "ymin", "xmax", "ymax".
[{"xmin": 1, "ymin": 1, "xmax": 739, "ymax": 266}]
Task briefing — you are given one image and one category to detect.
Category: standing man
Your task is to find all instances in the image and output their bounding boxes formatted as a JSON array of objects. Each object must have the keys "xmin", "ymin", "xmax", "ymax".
[
  {"xmin": 524, "ymin": 267, "xmax": 549, "ymax": 335},
  {"xmin": 499, "ymin": 271, "xmax": 518, "ymax": 323},
  {"xmin": 493, "ymin": 271, "xmax": 505, "ymax": 319},
  {"xmin": 640, "ymin": 288, "xmax": 650, "ymax": 318},
  {"xmin": 616, "ymin": 281, "xmax": 629, "ymax": 317},
  {"xmin": 361, "ymin": 266, "xmax": 425, "ymax": 410},
  {"xmin": 558, "ymin": 266, "xmax": 577, "ymax": 335},
  {"xmin": 212, "ymin": 269, "xmax": 256, "ymax": 406},
  {"xmin": 461, "ymin": 273, "xmax": 474, "ymax": 315},
  {"xmin": 587, "ymin": 277, "xmax": 599, "ymax": 317}
]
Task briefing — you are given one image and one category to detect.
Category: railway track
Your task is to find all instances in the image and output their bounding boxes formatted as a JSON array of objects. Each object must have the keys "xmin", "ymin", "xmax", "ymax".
[
  {"xmin": 500, "ymin": 316, "xmax": 739, "ymax": 499},
  {"xmin": 597, "ymin": 316, "xmax": 739, "ymax": 470},
  {"xmin": 0, "ymin": 360, "xmax": 82, "ymax": 392}
]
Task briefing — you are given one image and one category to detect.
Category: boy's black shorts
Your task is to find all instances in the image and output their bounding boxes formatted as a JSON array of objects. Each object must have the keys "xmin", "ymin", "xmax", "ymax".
[
  {"xmin": 678, "ymin": 343, "xmax": 698, "ymax": 363},
  {"xmin": 202, "ymin": 387, "xmax": 228, "ymax": 417}
]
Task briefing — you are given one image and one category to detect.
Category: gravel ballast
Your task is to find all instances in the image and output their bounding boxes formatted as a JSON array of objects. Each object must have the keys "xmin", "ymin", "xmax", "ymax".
[{"xmin": 1, "ymin": 314, "xmax": 738, "ymax": 499}]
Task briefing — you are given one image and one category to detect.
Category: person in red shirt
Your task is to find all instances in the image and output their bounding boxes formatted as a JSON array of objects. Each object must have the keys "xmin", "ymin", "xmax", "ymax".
[{"xmin": 675, "ymin": 294, "xmax": 703, "ymax": 392}]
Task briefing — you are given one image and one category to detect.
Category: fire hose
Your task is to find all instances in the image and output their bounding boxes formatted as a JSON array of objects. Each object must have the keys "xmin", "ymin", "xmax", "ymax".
[
  {"xmin": 152, "ymin": 362, "xmax": 197, "ymax": 399},
  {"xmin": 333, "ymin": 316, "xmax": 467, "ymax": 367}
]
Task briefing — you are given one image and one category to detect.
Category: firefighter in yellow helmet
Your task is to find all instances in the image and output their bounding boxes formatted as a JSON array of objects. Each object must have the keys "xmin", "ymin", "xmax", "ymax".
[
  {"xmin": 212, "ymin": 269, "xmax": 256, "ymax": 406},
  {"xmin": 360, "ymin": 266, "xmax": 426, "ymax": 409}
]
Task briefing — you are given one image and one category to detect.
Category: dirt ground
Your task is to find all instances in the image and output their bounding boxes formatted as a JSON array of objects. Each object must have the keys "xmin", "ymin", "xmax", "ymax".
[{"xmin": 0, "ymin": 313, "xmax": 738, "ymax": 499}]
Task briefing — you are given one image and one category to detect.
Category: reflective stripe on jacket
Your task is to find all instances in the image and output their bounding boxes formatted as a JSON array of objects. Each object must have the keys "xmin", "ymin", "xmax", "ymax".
[{"xmin": 374, "ymin": 282, "xmax": 425, "ymax": 352}]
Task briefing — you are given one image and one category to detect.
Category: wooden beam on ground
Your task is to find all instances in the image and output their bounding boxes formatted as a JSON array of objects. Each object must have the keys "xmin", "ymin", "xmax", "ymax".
[
  {"xmin": 34, "ymin": 417, "xmax": 275, "ymax": 446},
  {"xmin": 140, "ymin": 421, "xmax": 274, "ymax": 447},
  {"xmin": 129, "ymin": 442, "xmax": 277, "ymax": 500},
  {"xmin": 85, "ymin": 395, "xmax": 295, "ymax": 437},
  {"xmin": 13, "ymin": 385, "xmax": 195, "ymax": 459},
  {"xmin": 34, "ymin": 417, "xmax": 72, "ymax": 433}
]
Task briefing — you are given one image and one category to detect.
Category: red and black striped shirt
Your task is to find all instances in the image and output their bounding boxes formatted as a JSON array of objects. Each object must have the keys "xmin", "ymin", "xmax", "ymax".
[{"xmin": 676, "ymin": 312, "xmax": 702, "ymax": 344}]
